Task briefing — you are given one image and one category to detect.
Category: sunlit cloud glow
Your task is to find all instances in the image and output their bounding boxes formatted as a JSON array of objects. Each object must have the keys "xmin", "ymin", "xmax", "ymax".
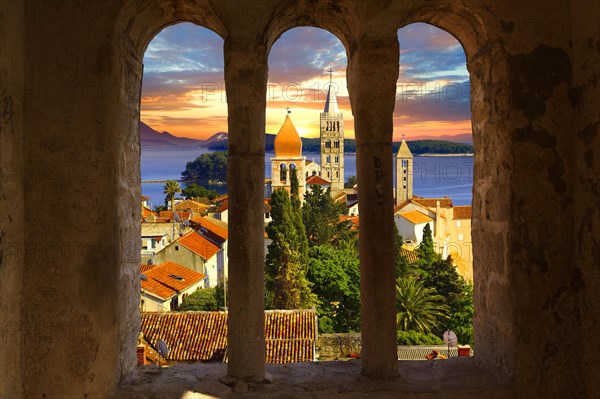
[{"xmin": 141, "ymin": 22, "xmax": 471, "ymax": 141}]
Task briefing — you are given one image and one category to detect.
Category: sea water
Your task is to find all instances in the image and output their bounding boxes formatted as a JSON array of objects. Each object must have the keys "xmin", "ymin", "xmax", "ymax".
[{"xmin": 141, "ymin": 147, "xmax": 473, "ymax": 207}]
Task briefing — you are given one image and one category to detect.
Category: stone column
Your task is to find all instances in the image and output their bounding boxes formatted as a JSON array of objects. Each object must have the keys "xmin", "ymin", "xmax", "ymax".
[
  {"xmin": 224, "ymin": 38, "xmax": 268, "ymax": 381},
  {"xmin": 347, "ymin": 34, "xmax": 399, "ymax": 378}
]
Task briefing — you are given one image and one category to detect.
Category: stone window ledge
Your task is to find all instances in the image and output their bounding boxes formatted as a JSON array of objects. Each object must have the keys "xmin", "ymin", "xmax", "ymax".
[{"xmin": 119, "ymin": 359, "xmax": 513, "ymax": 398}]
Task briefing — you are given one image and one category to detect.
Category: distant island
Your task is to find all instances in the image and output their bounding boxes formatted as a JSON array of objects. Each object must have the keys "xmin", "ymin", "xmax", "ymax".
[
  {"xmin": 208, "ymin": 133, "xmax": 474, "ymax": 155},
  {"xmin": 140, "ymin": 121, "xmax": 474, "ymax": 155}
]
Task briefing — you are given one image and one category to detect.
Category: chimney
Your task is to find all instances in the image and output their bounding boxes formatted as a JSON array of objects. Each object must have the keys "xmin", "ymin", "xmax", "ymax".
[
  {"xmin": 136, "ymin": 345, "xmax": 147, "ymax": 366},
  {"xmin": 435, "ymin": 200, "xmax": 441, "ymax": 238}
]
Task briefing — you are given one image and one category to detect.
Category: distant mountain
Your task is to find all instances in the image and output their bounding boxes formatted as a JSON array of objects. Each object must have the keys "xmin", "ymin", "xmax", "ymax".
[
  {"xmin": 140, "ymin": 121, "xmax": 204, "ymax": 148},
  {"xmin": 410, "ymin": 133, "xmax": 473, "ymax": 144},
  {"xmin": 208, "ymin": 133, "xmax": 474, "ymax": 155},
  {"xmin": 200, "ymin": 132, "xmax": 228, "ymax": 148}
]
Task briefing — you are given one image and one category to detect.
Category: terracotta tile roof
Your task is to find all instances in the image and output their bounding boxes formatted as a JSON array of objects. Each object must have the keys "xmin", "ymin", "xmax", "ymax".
[
  {"xmin": 399, "ymin": 210, "xmax": 433, "ymax": 225},
  {"xmin": 215, "ymin": 194, "xmax": 228, "ymax": 203},
  {"xmin": 177, "ymin": 230, "xmax": 221, "ymax": 260},
  {"xmin": 394, "ymin": 200, "xmax": 411, "ymax": 214},
  {"xmin": 339, "ymin": 215, "xmax": 360, "ymax": 229},
  {"xmin": 453, "ymin": 205, "xmax": 472, "ymax": 219},
  {"xmin": 140, "ymin": 309, "xmax": 316, "ymax": 363},
  {"xmin": 142, "ymin": 206, "xmax": 154, "ymax": 219},
  {"xmin": 141, "ymin": 195, "xmax": 149, "ymax": 201},
  {"xmin": 264, "ymin": 198, "xmax": 272, "ymax": 212},
  {"xmin": 306, "ymin": 175, "xmax": 331, "ymax": 186},
  {"xmin": 141, "ymin": 261, "xmax": 204, "ymax": 300},
  {"xmin": 141, "ymin": 312, "xmax": 228, "ymax": 362},
  {"xmin": 412, "ymin": 196, "xmax": 453, "ymax": 208},
  {"xmin": 140, "ymin": 264, "xmax": 157, "ymax": 274},
  {"xmin": 157, "ymin": 210, "xmax": 191, "ymax": 222},
  {"xmin": 190, "ymin": 216, "xmax": 228, "ymax": 241},
  {"xmin": 174, "ymin": 199, "xmax": 210, "ymax": 213},
  {"xmin": 217, "ymin": 199, "xmax": 229, "ymax": 212}
]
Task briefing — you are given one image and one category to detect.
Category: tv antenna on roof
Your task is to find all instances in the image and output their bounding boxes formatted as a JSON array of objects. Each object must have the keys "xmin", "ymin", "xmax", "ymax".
[
  {"xmin": 157, "ymin": 338, "xmax": 169, "ymax": 370},
  {"xmin": 443, "ymin": 329, "xmax": 458, "ymax": 358}
]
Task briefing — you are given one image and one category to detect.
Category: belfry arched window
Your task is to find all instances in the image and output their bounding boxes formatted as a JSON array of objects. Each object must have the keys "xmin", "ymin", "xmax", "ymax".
[{"xmin": 280, "ymin": 163, "xmax": 287, "ymax": 182}]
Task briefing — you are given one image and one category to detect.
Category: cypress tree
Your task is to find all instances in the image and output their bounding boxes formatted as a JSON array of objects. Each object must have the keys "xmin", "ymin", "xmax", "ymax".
[{"xmin": 265, "ymin": 182, "xmax": 315, "ymax": 309}]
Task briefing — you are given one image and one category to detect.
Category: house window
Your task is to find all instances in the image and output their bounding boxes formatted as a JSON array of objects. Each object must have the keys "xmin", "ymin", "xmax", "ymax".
[
  {"xmin": 326, "ymin": 155, "xmax": 331, "ymax": 163},
  {"xmin": 458, "ymin": 233, "xmax": 464, "ymax": 241},
  {"xmin": 265, "ymin": 212, "xmax": 270, "ymax": 219},
  {"xmin": 456, "ymin": 220, "xmax": 462, "ymax": 227},
  {"xmin": 175, "ymin": 245, "xmax": 179, "ymax": 251},
  {"xmin": 325, "ymin": 140, "xmax": 331, "ymax": 149},
  {"xmin": 334, "ymin": 140, "xmax": 340, "ymax": 149},
  {"xmin": 335, "ymin": 155, "xmax": 339, "ymax": 163}
]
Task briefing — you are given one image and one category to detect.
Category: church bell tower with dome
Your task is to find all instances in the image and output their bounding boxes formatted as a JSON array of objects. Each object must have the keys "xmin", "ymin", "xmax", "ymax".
[{"xmin": 270, "ymin": 110, "xmax": 306, "ymax": 199}]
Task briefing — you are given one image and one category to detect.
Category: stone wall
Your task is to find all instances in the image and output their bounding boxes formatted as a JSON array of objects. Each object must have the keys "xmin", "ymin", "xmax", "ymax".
[{"xmin": 317, "ymin": 333, "xmax": 363, "ymax": 360}]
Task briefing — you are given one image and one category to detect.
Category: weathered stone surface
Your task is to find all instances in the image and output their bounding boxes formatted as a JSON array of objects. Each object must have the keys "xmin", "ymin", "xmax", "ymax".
[{"xmin": 0, "ymin": 0, "xmax": 598, "ymax": 397}]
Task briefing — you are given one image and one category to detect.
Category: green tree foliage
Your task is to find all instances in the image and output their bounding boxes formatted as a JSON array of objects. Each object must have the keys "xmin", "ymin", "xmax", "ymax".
[
  {"xmin": 289, "ymin": 167, "xmax": 309, "ymax": 262},
  {"xmin": 396, "ymin": 276, "xmax": 449, "ymax": 334},
  {"xmin": 214, "ymin": 282, "xmax": 227, "ymax": 310},
  {"xmin": 177, "ymin": 288, "xmax": 218, "ymax": 311},
  {"xmin": 416, "ymin": 223, "xmax": 437, "ymax": 266},
  {"xmin": 181, "ymin": 151, "xmax": 227, "ymax": 186},
  {"xmin": 303, "ymin": 184, "xmax": 349, "ymax": 247},
  {"xmin": 265, "ymin": 188, "xmax": 315, "ymax": 309},
  {"xmin": 307, "ymin": 245, "xmax": 360, "ymax": 333},
  {"xmin": 210, "ymin": 136, "xmax": 473, "ymax": 155},
  {"xmin": 163, "ymin": 180, "xmax": 181, "ymax": 211},
  {"xmin": 413, "ymin": 223, "xmax": 474, "ymax": 345},
  {"xmin": 396, "ymin": 330, "xmax": 444, "ymax": 345},
  {"xmin": 447, "ymin": 281, "xmax": 474, "ymax": 346},
  {"xmin": 344, "ymin": 175, "xmax": 357, "ymax": 189},
  {"xmin": 181, "ymin": 183, "xmax": 217, "ymax": 201},
  {"xmin": 395, "ymin": 229, "xmax": 411, "ymax": 279}
]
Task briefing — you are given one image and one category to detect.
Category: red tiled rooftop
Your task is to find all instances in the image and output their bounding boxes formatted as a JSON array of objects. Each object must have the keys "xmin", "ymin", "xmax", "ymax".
[
  {"xmin": 190, "ymin": 216, "xmax": 228, "ymax": 241},
  {"xmin": 217, "ymin": 199, "xmax": 229, "ymax": 212},
  {"xmin": 177, "ymin": 230, "xmax": 221, "ymax": 260},
  {"xmin": 454, "ymin": 205, "xmax": 472, "ymax": 219},
  {"xmin": 174, "ymin": 199, "xmax": 209, "ymax": 212},
  {"xmin": 140, "ymin": 310, "xmax": 316, "ymax": 363},
  {"xmin": 412, "ymin": 196, "xmax": 453, "ymax": 208},
  {"xmin": 399, "ymin": 210, "xmax": 433, "ymax": 225},
  {"xmin": 157, "ymin": 210, "xmax": 191, "ymax": 222},
  {"xmin": 306, "ymin": 175, "xmax": 331, "ymax": 186},
  {"xmin": 141, "ymin": 261, "xmax": 204, "ymax": 300}
]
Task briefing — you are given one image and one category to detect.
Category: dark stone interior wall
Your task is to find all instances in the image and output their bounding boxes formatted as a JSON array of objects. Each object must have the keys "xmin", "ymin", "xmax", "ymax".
[{"xmin": 0, "ymin": 1, "xmax": 598, "ymax": 397}]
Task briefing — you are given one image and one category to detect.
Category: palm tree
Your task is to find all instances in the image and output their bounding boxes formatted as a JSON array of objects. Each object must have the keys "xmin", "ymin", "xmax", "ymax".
[
  {"xmin": 396, "ymin": 276, "xmax": 449, "ymax": 334},
  {"xmin": 163, "ymin": 180, "xmax": 181, "ymax": 211},
  {"xmin": 344, "ymin": 175, "xmax": 358, "ymax": 189}
]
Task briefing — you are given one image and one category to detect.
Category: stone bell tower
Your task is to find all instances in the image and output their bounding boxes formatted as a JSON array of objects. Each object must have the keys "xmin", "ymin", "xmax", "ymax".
[
  {"xmin": 396, "ymin": 136, "xmax": 414, "ymax": 205},
  {"xmin": 320, "ymin": 68, "xmax": 344, "ymax": 193}
]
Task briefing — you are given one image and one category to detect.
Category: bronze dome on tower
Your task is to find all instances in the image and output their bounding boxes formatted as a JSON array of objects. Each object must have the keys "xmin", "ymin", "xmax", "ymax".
[{"xmin": 274, "ymin": 114, "xmax": 303, "ymax": 158}]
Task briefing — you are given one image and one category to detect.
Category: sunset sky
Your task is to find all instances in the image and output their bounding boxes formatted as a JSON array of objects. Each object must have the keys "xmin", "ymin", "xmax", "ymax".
[{"xmin": 141, "ymin": 23, "xmax": 471, "ymax": 141}]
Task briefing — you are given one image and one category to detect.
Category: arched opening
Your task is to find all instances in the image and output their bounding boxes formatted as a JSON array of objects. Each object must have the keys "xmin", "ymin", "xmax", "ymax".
[
  {"xmin": 138, "ymin": 21, "xmax": 230, "ymax": 362},
  {"xmin": 265, "ymin": 26, "xmax": 359, "ymax": 353},
  {"xmin": 394, "ymin": 22, "xmax": 475, "ymax": 353},
  {"xmin": 279, "ymin": 163, "xmax": 287, "ymax": 182}
]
